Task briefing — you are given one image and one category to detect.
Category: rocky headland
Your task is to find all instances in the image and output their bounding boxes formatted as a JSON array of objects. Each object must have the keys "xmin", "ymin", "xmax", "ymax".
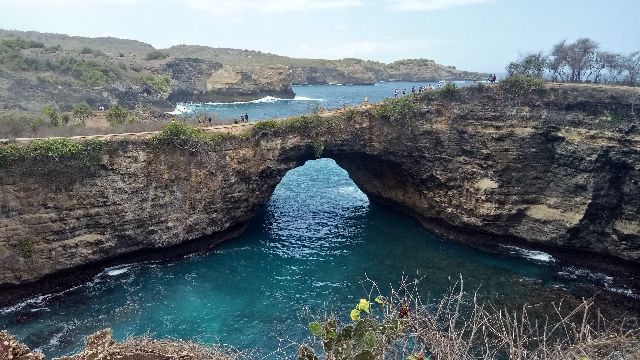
[
  {"xmin": 0, "ymin": 83, "xmax": 639, "ymax": 294},
  {"xmin": 0, "ymin": 29, "xmax": 486, "ymax": 115}
]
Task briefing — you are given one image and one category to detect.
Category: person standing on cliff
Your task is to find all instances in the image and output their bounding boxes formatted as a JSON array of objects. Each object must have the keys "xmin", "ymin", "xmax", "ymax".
[
  {"xmin": 244, "ymin": 113, "xmax": 249, "ymax": 122},
  {"xmin": 402, "ymin": 89, "xmax": 406, "ymax": 96},
  {"xmin": 395, "ymin": 89, "xmax": 398, "ymax": 97}
]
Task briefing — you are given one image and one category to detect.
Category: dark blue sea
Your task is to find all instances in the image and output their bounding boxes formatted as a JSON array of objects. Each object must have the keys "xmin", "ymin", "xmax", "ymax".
[{"xmin": 1, "ymin": 83, "xmax": 637, "ymax": 357}]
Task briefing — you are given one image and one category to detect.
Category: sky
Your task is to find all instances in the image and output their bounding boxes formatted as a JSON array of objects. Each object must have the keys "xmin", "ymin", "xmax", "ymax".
[{"xmin": 0, "ymin": 0, "xmax": 638, "ymax": 73}]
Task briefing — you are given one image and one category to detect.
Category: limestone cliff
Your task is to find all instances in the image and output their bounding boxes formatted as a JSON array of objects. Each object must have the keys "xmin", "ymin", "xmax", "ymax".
[{"xmin": 0, "ymin": 84, "xmax": 639, "ymax": 289}]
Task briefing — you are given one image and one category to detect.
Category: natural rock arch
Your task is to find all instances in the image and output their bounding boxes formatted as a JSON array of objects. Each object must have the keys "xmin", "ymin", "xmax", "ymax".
[{"xmin": 1, "ymin": 84, "xmax": 639, "ymax": 292}]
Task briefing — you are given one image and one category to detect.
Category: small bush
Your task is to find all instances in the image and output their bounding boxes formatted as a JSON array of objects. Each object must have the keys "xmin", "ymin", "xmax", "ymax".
[
  {"xmin": 500, "ymin": 75, "xmax": 545, "ymax": 96},
  {"xmin": 253, "ymin": 119, "xmax": 281, "ymax": 132},
  {"xmin": 151, "ymin": 121, "xmax": 229, "ymax": 152},
  {"xmin": 142, "ymin": 74, "xmax": 171, "ymax": 93},
  {"xmin": 106, "ymin": 105, "xmax": 137, "ymax": 127},
  {"xmin": 0, "ymin": 112, "xmax": 30, "ymax": 138},
  {"xmin": 61, "ymin": 112, "xmax": 72, "ymax": 126},
  {"xmin": 374, "ymin": 96, "xmax": 418, "ymax": 121},
  {"xmin": 0, "ymin": 38, "xmax": 44, "ymax": 50},
  {"xmin": 145, "ymin": 50, "xmax": 169, "ymax": 60},
  {"xmin": 440, "ymin": 82, "xmax": 459, "ymax": 99},
  {"xmin": 313, "ymin": 140, "xmax": 324, "ymax": 158},
  {"xmin": 41, "ymin": 105, "xmax": 60, "ymax": 127},
  {"xmin": 72, "ymin": 102, "xmax": 92, "ymax": 126},
  {"xmin": 76, "ymin": 63, "xmax": 108, "ymax": 87}
]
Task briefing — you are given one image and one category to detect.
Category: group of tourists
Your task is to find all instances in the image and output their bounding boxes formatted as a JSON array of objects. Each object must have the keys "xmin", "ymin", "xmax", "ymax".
[
  {"xmin": 394, "ymin": 84, "xmax": 436, "ymax": 98},
  {"xmin": 234, "ymin": 113, "xmax": 249, "ymax": 124}
]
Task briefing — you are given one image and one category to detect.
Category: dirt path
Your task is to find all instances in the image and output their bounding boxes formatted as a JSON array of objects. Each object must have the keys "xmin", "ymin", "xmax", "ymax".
[{"xmin": 0, "ymin": 122, "xmax": 255, "ymax": 144}]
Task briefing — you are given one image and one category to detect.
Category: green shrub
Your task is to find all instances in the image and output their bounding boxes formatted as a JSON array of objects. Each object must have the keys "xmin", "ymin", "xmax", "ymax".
[
  {"xmin": 61, "ymin": 112, "xmax": 72, "ymax": 126},
  {"xmin": 72, "ymin": 102, "xmax": 92, "ymax": 126},
  {"xmin": 42, "ymin": 105, "xmax": 60, "ymax": 127},
  {"xmin": 106, "ymin": 105, "xmax": 137, "ymax": 127},
  {"xmin": 0, "ymin": 38, "xmax": 44, "ymax": 50},
  {"xmin": 145, "ymin": 50, "xmax": 169, "ymax": 60},
  {"xmin": 313, "ymin": 140, "xmax": 324, "ymax": 158},
  {"xmin": 253, "ymin": 119, "xmax": 281, "ymax": 132},
  {"xmin": 499, "ymin": 75, "xmax": 545, "ymax": 96},
  {"xmin": 304, "ymin": 297, "xmax": 405, "ymax": 360},
  {"xmin": 374, "ymin": 96, "xmax": 418, "ymax": 121},
  {"xmin": 440, "ymin": 82, "xmax": 459, "ymax": 99},
  {"xmin": 0, "ymin": 111, "xmax": 33, "ymax": 138},
  {"xmin": 142, "ymin": 74, "xmax": 170, "ymax": 93},
  {"xmin": 76, "ymin": 63, "xmax": 108, "ymax": 87},
  {"xmin": 252, "ymin": 115, "xmax": 341, "ymax": 136},
  {"xmin": 0, "ymin": 138, "xmax": 104, "ymax": 168},
  {"xmin": 28, "ymin": 117, "xmax": 44, "ymax": 135},
  {"xmin": 151, "ymin": 121, "xmax": 232, "ymax": 152}
]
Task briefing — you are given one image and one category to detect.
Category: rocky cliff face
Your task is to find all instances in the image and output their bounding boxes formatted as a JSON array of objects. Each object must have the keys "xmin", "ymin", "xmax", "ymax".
[
  {"xmin": 166, "ymin": 58, "xmax": 294, "ymax": 103},
  {"xmin": 0, "ymin": 84, "xmax": 639, "ymax": 288},
  {"xmin": 290, "ymin": 59, "xmax": 488, "ymax": 85}
]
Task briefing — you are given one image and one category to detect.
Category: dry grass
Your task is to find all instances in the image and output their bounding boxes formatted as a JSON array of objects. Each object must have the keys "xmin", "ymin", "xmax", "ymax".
[
  {"xmin": 0, "ymin": 110, "xmax": 234, "ymax": 140},
  {"xmin": 298, "ymin": 276, "xmax": 640, "ymax": 360}
]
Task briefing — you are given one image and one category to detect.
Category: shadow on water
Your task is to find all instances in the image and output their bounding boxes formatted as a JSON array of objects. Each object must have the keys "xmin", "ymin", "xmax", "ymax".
[{"xmin": 1, "ymin": 159, "xmax": 639, "ymax": 358}]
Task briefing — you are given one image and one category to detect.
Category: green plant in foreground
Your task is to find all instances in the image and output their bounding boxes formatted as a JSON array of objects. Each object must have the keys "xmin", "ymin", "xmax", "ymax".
[{"xmin": 304, "ymin": 297, "xmax": 409, "ymax": 360}]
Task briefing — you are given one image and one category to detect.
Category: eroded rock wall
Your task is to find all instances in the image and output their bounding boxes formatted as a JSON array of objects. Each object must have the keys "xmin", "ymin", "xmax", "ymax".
[{"xmin": 0, "ymin": 84, "xmax": 638, "ymax": 287}]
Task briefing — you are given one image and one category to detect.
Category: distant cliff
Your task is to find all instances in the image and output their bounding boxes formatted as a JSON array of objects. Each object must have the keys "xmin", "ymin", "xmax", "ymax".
[
  {"xmin": 0, "ymin": 83, "xmax": 639, "ymax": 289},
  {"xmin": 0, "ymin": 29, "xmax": 485, "ymax": 113}
]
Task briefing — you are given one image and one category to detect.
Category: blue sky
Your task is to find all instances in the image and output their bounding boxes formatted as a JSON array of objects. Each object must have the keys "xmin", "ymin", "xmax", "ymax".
[{"xmin": 1, "ymin": 0, "xmax": 638, "ymax": 72}]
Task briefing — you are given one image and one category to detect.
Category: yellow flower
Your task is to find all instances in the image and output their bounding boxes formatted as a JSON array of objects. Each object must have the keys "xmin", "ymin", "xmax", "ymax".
[{"xmin": 350, "ymin": 309, "xmax": 361, "ymax": 321}]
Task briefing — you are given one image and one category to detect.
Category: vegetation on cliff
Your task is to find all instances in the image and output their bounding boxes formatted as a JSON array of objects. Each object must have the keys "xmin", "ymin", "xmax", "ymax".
[
  {"xmin": 507, "ymin": 38, "xmax": 639, "ymax": 85},
  {"xmin": 150, "ymin": 121, "xmax": 235, "ymax": 152},
  {"xmin": 0, "ymin": 138, "xmax": 104, "ymax": 168}
]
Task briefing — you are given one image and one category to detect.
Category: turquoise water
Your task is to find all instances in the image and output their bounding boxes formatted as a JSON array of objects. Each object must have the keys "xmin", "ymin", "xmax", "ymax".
[
  {"xmin": 1, "ymin": 84, "xmax": 638, "ymax": 357},
  {"xmin": 178, "ymin": 81, "xmax": 460, "ymax": 120}
]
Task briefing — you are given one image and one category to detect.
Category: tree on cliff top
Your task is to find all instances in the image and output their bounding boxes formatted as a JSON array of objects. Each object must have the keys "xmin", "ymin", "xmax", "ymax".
[{"xmin": 506, "ymin": 38, "xmax": 639, "ymax": 85}]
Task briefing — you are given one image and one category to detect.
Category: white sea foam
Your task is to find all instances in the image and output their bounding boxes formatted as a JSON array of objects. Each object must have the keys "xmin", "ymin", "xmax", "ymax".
[
  {"xmin": 502, "ymin": 245, "xmax": 555, "ymax": 263},
  {"xmin": 0, "ymin": 294, "xmax": 51, "ymax": 315},
  {"xmin": 200, "ymin": 95, "xmax": 324, "ymax": 106},
  {"xmin": 106, "ymin": 268, "xmax": 129, "ymax": 276},
  {"xmin": 559, "ymin": 266, "xmax": 639, "ymax": 299}
]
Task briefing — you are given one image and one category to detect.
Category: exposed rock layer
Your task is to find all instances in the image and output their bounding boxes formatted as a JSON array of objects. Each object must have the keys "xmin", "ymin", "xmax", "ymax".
[{"xmin": 0, "ymin": 84, "xmax": 639, "ymax": 287}]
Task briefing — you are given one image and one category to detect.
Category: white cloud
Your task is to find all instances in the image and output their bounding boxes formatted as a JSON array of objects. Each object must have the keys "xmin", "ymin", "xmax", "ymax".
[
  {"xmin": 183, "ymin": 0, "xmax": 364, "ymax": 16},
  {"xmin": 387, "ymin": 0, "xmax": 494, "ymax": 11}
]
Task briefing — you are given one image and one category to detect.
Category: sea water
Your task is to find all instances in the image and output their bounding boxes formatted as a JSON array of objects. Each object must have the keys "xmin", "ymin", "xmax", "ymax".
[{"xmin": 1, "ymin": 84, "xmax": 637, "ymax": 357}]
